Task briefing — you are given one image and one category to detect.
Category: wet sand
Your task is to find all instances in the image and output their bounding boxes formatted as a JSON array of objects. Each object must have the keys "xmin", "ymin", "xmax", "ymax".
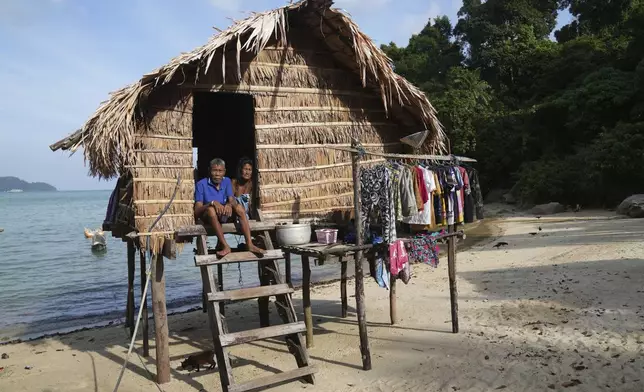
[{"xmin": 1, "ymin": 209, "xmax": 643, "ymax": 392}]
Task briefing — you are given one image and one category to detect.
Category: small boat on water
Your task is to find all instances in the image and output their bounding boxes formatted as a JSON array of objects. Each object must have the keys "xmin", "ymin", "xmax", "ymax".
[
  {"xmin": 84, "ymin": 228, "xmax": 107, "ymax": 252},
  {"xmin": 7, "ymin": 189, "xmax": 23, "ymax": 193}
]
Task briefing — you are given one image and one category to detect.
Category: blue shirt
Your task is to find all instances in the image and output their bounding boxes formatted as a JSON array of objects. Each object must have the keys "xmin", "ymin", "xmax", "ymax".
[{"xmin": 195, "ymin": 177, "xmax": 233, "ymax": 205}]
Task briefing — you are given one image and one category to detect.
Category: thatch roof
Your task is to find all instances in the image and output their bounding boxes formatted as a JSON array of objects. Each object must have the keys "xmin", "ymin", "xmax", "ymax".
[{"xmin": 50, "ymin": 0, "xmax": 446, "ymax": 178}]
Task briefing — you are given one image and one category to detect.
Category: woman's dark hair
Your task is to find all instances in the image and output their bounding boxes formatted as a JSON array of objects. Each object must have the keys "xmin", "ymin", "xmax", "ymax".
[{"xmin": 236, "ymin": 157, "xmax": 253, "ymax": 180}]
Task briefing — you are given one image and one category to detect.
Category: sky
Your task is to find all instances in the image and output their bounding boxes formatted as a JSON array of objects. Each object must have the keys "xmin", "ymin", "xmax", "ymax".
[{"xmin": 0, "ymin": 0, "xmax": 573, "ymax": 191}]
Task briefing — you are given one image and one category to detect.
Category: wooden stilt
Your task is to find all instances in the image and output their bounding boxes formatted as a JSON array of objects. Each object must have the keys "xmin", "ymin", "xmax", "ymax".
[
  {"xmin": 389, "ymin": 275, "xmax": 397, "ymax": 325},
  {"xmin": 340, "ymin": 257, "xmax": 348, "ymax": 318},
  {"xmin": 301, "ymin": 255, "xmax": 313, "ymax": 348},
  {"xmin": 126, "ymin": 240, "xmax": 135, "ymax": 335},
  {"xmin": 285, "ymin": 252, "xmax": 292, "ymax": 285},
  {"xmin": 351, "ymin": 143, "xmax": 372, "ymax": 371},
  {"xmin": 447, "ymin": 224, "xmax": 459, "ymax": 333},
  {"xmin": 151, "ymin": 246, "xmax": 171, "ymax": 384},
  {"xmin": 217, "ymin": 264, "xmax": 225, "ymax": 316},
  {"xmin": 139, "ymin": 247, "xmax": 149, "ymax": 358}
]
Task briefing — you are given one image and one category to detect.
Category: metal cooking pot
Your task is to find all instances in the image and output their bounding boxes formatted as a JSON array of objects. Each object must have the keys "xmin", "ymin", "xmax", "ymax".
[{"xmin": 275, "ymin": 223, "xmax": 312, "ymax": 246}]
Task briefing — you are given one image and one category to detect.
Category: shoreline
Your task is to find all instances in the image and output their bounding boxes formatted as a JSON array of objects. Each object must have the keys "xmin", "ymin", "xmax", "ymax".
[
  {"xmin": 3, "ymin": 210, "xmax": 642, "ymax": 392},
  {"xmin": 1, "ymin": 219, "xmax": 499, "ymax": 346}
]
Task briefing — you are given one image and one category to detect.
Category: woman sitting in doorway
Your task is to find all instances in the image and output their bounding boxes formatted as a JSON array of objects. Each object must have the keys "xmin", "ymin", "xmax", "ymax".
[{"xmin": 232, "ymin": 157, "xmax": 254, "ymax": 219}]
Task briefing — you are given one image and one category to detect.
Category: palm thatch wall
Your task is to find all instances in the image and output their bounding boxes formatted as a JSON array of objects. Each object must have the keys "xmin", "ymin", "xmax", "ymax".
[{"xmin": 50, "ymin": 0, "xmax": 447, "ymax": 240}]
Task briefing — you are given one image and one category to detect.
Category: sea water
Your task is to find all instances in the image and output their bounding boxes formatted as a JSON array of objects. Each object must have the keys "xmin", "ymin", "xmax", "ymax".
[{"xmin": 0, "ymin": 191, "xmax": 343, "ymax": 341}]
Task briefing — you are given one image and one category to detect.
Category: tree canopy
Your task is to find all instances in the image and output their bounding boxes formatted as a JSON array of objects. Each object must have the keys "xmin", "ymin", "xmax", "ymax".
[{"xmin": 383, "ymin": 0, "xmax": 644, "ymax": 206}]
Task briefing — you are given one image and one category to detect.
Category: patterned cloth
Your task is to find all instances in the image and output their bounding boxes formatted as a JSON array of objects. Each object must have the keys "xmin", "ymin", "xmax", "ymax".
[
  {"xmin": 407, "ymin": 230, "xmax": 443, "ymax": 268},
  {"xmin": 360, "ymin": 165, "xmax": 396, "ymax": 244},
  {"xmin": 388, "ymin": 164, "xmax": 403, "ymax": 221},
  {"xmin": 235, "ymin": 194, "xmax": 251, "ymax": 219}
]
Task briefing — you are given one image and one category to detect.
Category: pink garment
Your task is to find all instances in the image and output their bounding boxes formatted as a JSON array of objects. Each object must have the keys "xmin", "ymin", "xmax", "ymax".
[{"xmin": 389, "ymin": 240, "xmax": 409, "ymax": 276}]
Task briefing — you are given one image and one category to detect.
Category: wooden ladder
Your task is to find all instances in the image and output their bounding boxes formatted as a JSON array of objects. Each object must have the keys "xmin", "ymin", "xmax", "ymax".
[{"xmin": 195, "ymin": 235, "xmax": 316, "ymax": 392}]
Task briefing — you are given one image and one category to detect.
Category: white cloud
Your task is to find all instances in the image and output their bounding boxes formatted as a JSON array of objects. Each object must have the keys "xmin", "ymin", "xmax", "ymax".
[{"xmin": 209, "ymin": 0, "xmax": 242, "ymax": 12}]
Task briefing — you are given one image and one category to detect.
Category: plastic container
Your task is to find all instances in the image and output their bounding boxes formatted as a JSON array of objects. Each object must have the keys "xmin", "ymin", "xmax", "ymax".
[
  {"xmin": 275, "ymin": 223, "xmax": 312, "ymax": 246},
  {"xmin": 315, "ymin": 228, "xmax": 338, "ymax": 244}
]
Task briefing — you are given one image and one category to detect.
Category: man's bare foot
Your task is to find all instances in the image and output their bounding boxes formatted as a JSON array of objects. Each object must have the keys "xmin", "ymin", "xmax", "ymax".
[
  {"xmin": 248, "ymin": 245, "xmax": 266, "ymax": 257},
  {"xmin": 216, "ymin": 246, "xmax": 232, "ymax": 258}
]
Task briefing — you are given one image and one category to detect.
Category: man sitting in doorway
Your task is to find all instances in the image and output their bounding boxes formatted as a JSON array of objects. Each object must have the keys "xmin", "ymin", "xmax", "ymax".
[{"xmin": 194, "ymin": 158, "xmax": 265, "ymax": 257}]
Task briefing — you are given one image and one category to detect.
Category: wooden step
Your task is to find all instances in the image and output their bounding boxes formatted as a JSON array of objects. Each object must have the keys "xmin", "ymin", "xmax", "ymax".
[
  {"xmin": 195, "ymin": 249, "xmax": 283, "ymax": 266},
  {"xmin": 229, "ymin": 365, "xmax": 318, "ymax": 392},
  {"xmin": 220, "ymin": 321, "xmax": 306, "ymax": 347},
  {"xmin": 207, "ymin": 284, "xmax": 293, "ymax": 302},
  {"xmin": 176, "ymin": 221, "xmax": 276, "ymax": 238}
]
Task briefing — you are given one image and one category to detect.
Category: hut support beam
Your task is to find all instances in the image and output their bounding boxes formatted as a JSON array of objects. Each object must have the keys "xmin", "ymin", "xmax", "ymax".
[
  {"xmin": 151, "ymin": 249, "xmax": 171, "ymax": 384},
  {"xmin": 351, "ymin": 142, "xmax": 372, "ymax": 371},
  {"xmin": 126, "ymin": 240, "xmax": 136, "ymax": 335},
  {"xmin": 448, "ymin": 224, "xmax": 459, "ymax": 333}
]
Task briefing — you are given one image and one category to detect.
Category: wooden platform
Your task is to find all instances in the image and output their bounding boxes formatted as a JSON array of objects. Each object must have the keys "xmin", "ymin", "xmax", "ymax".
[
  {"xmin": 195, "ymin": 249, "xmax": 284, "ymax": 266},
  {"xmin": 176, "ymin": 221, "xmax": 276, "ymax": 240}
]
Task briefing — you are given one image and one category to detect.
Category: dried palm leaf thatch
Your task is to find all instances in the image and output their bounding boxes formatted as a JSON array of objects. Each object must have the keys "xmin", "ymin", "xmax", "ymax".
[
  {"xmin": 50, "ymin": 0, "xmax": 445, "ymax": 178},
  {"xmin": 254, "ymin": 106, "xmax": 389, "ymax": 125},
  {"xmin": 256, "ymin": 124, "xmax": 408, "ymax": 145}
]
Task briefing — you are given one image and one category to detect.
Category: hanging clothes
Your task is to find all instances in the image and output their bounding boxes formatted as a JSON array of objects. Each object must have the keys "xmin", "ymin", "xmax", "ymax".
[
  {"xmin": 412, "ymin": 168, "xmax": 424, "ymax": 211},
  {"xmin": 416, "ymin": 166, "xmax": 429, "ymax": 205},
  {"xmin": 389, "ymin": 240, "xmax": 411, "ymax": 284},
  {"xmin": 468, "ymin": 168, "xmax": 485, "ymax": 220},
  {"xmin": 459, "ymin": 166, "xmax": 475, "ymax": 223},
  {"xmin": 399, "ymin": 167, "xmax": 418, "ymax": 218},
  {"xmin": 407, "ymin": 230, "xmax": 443, "ymax": 267},
  {"xmin": 360, "ymin": 165, "xmax": 396, "ymax": 244},
  {"xmin": 403, "ymin": 167, "xmax": 436, "ymax": 227},
  {"xmin": 433, "ymin": 172, "xmax": 445, "ymax": 226},
  {"xmin": 453, "ymin": 167, "xmax": 464, "ymax": 224},
  {"xmin": 389, "ymin": 164, "xmax": 403, "ymax": 221}
]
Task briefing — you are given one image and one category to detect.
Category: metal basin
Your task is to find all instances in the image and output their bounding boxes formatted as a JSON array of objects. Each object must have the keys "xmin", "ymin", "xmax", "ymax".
[{"xmin": 275, "ymin": 223, "xmax": 312, "ymax": 246}]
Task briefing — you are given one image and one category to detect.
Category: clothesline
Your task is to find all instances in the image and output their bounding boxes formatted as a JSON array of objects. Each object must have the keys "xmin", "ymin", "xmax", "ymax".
[{"xmin": 325, "ymin": 145, "xmax": 478, "ymax": 163}]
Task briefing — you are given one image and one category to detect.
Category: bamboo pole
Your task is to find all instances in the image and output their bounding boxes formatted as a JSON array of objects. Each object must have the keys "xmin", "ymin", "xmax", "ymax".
[
  {"xmin": 261, "ymin": 192, "xmax": 354, "ymax": 208},
  {"xmin": 256, "ymin": 121, "xmax": 392, "ymax": 130},
  {"xmin": 139, "ymin": 247, "xmax": 149, "ymax": 357},
  {"xmin": 351, "ymin": 142, "xmax": 372, "ymax": 371},
  {"xmin": 258, "ymin": 158, "xmax": 385, "ymax": 173},
  {"xmin": 260, "ymin": 178, "xmax": 353, "ymax": 190}
]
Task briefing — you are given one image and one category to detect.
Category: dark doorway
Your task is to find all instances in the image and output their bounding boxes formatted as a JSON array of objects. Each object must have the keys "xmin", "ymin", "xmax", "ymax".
[{"xmin": 192, "ymin": 92, "xmax": 256, "ymax": 182}]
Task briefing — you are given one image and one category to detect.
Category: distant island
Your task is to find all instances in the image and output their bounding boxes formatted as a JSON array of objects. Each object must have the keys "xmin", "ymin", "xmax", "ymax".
[{"xmin": 0, "ymin": 177, "xmax": 57, "ymax": 192}]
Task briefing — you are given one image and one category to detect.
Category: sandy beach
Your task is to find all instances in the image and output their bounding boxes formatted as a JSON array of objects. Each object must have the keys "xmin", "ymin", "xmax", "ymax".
[{"xmin": 1, "ymin": 207, "xmax": 644, "ymax": 392}]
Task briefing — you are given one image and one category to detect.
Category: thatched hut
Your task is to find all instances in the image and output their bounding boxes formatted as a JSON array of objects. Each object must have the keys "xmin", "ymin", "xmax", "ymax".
[{"xmin": 50, "ymin": 0, "xmax": 446, "ymax": 243}]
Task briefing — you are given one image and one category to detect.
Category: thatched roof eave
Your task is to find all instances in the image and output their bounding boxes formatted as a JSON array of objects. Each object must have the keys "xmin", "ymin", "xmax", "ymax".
[{"xmin": 50, "ymin": 0, "xmax": 446, "ymax": 178}]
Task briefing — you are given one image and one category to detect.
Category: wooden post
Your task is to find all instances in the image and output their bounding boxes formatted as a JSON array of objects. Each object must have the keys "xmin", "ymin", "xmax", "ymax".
[
  {"xmin": 351, "ymin": 144, "xmax": 372, "ymax": 371},
  {"xmin": 258, "ymin": 260, "xmax": 271, "ymax": 328},
  {"xmin": 139, "ymin": 247, "xmax": 149, "ymax": 358},
  {"xmin": 217, "ymin": 264, "xmax": 225, "ymax": 316},
  {"xmin": 302, "ymin": 255, "xmax": 313, "ymax": 348},
  {"xmin": 151, "ymin": 244, "xmax": 171, "ymax": 384},
  {"xmin": 285, "ymin": 252, "xmax": 292, "ymax": 285},
  {"xmin": 126, "ymin": 240, "xmax": 135, "ymax": 335},
  {"xmin": 258, "ymin": 230, "xmax": 274, "ymax": 328},
  {"xmin": 340, "ymin": 257, "xmax": 348, "ymax": 318},
  {"xmin": 447, "ymin": 224, "xmax": 459, "ymax": 333},
  {"xmin": 389, "ymin": 275, "xmax": 397, "ymax": 325}
]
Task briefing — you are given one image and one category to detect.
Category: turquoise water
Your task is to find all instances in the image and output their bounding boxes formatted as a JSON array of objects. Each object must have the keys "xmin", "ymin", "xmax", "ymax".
[{"xmin": 0, "ymin": 191, "xmax": 341, "ymax": 341}]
